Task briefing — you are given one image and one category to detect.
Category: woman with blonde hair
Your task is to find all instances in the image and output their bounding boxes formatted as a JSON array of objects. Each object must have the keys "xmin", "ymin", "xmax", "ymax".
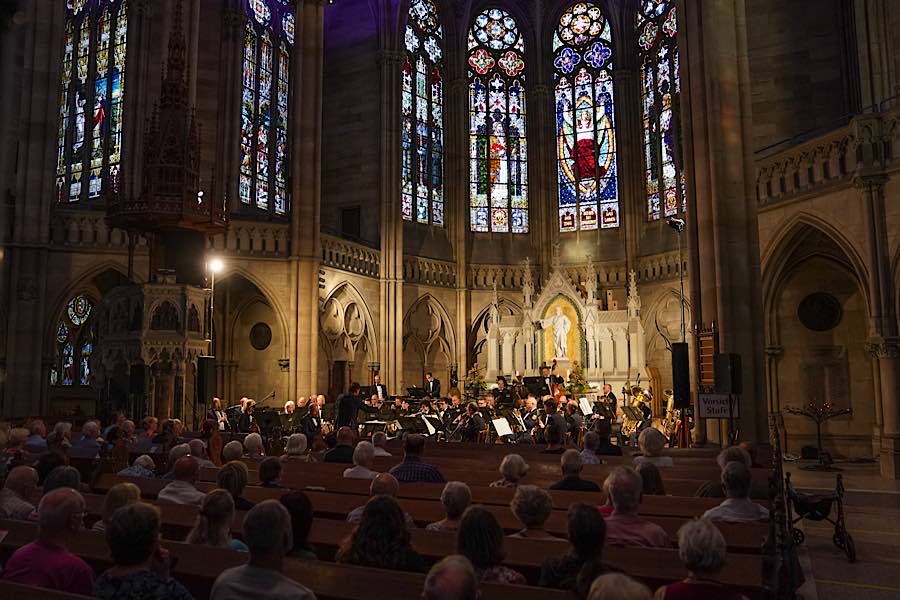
[
  {"xmin": 92, "ymin": 482, "xmax": 141, "ymax": 533},
  {"xmin": 186, "ymin": 489, "xmax": 248, "ymax": 551}
]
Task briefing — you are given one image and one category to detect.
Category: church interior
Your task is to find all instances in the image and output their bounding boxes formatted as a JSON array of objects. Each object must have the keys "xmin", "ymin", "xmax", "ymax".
[{"xmin": 0, "ymin": 0, "xmax": 899, "ymax": 598}]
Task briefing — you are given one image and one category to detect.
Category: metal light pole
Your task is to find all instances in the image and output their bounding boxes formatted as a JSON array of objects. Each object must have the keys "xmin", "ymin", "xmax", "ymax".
[{"xmin": 208, "ymin": 257, "xmax": 224, "ymax": 355}]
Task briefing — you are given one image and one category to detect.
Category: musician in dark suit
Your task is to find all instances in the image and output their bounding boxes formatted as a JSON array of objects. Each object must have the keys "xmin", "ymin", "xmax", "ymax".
[
  {"xmin": 601, "ymin": 383, "xmax": 618, "ymax": 413},
  {"xmin": 369, "ymin": 374, "xmax": 389, "ymax": 403},
  {"xmin": 539, "ymin": 365, "xmax": 564, "ymax": 396},
  {"xmin": 298, "ymin": 400, "xmax": 323, "ymax": 441},
  {"xmin": 236, "ymin": 398, "xmax": 255, "ymax": 433},
  {"xmin": 424, "ymin": 372, "xmax": 441, "ymax": 398},
  {"xmin": 336, "ymin": 383, "xmax": 380, "ymax": 429},
  {"xmin": 491, "ymin": 376, "xmax": 515, "ymax": 408},
  {"xmin": 206, "ymin": 397, "xmax": 229, "ymax": 432},
  {"xmin": 459, "ymin": 402, "xmax": 485, "ymax": 442}
]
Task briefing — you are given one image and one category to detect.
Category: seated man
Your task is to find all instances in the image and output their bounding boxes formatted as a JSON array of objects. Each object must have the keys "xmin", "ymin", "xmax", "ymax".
[
  {"xmin": 702, "ymin": 462, "xmax": 770, "ymax": 523},
  {"xmin": 602, "ymin": 466, "xmax": 671, "ymax": 548},
  {"xmin": 71, "ymin": 420, "xmax": 102, "ymax": 451},
  {"xmin": 592, "ymin": 418, "xmax": 623, "ymax": 456},
  {"xmin": 632, "ymin": 427, "xmax": 673, "ymax": 468},
  {"xmin": 324, "ymin": 426, "xmax": 356, "ymax": 464},
  {"xmin": 347, "ymin": 473, "xmax": 415, "ymax": 528},
  {"xmin": 695, "ymin": 446, "xmax": 769, "ymax": 499},
  {"xmin": 0, "ymin": 465, "xmax": 38, "ymax": 519},
  {"xmin": 579, "ymin": 431, "xmax": 604, "ymax": 465},
  {"xmin": 550, "ymin": 449, "xmax": 601, "ymax": 492},
  {"xmin": 25, "ymin": 419, "xmax": 48, "ymax": 450},
  {"xmin": 389, "ymin": 433, "xmax": 445, "ymax": 483},
  {"xmin": 157, "ymin": 456, "xmax": 205, "ymax": 506},
  {"xmin": 212, "ymin": 500, "xmax": 316, "ymax": 600},
  {"xmin": 372, "ymin": 431, "xmax": 392, "ymax": 457},
  {"xmin": 188, "ymin": 438, "xmax": 217, "ymax": 469},
  {"xmin": 0, "ymin": 487, "xmax": 94, "ymax": 594},
  {"xmin": 421, "ymin": 555, "xmax": 480, "ymax": 600}
]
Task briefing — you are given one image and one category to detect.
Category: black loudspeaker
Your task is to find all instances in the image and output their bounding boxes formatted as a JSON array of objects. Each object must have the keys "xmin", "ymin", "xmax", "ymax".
[
  {"xmin": 671, "ymin": 342, "xmax": 691, "ymax": 408},
  {"xmin": 128, "ymin": 365, "xmax": 145, "ymax": 394},
  {"xmin": 714, "ymin": 353, "xmax": 743, "ymax": 395},
  {"xmin": 197, "ymin": 356, "xmax": 216, "ymax": 406}
]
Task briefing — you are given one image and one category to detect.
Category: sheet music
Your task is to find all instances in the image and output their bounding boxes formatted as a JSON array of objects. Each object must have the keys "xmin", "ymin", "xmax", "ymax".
[
  {"xmin": 421, "ymin": 416, "xmax": 436, "ymax": 435},
  {"xmin": 579, "ymin": 397, "xmax": 593, "ymax": 415},
  {"xmin": 492, "ymin": 418, "xmax": 514, "ymax": 437}
]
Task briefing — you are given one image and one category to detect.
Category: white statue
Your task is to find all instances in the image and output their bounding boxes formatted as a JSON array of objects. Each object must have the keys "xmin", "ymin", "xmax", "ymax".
[
  {"xmin": 540, "ymin": 306, "xmax": 572, "ymax": 358},
  {"xmin": 522, "ymin": 257, "xmax": 534, "ymax": 308}
]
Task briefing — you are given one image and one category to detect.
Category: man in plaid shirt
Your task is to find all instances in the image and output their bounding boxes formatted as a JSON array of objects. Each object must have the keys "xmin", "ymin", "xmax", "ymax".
[{"xmin": 388, "ymin": 434, "xmax": 445, "ymax": 483}]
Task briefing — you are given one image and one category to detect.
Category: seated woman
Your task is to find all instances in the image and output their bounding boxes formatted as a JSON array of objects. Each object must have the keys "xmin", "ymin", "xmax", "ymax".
[
  {"xmin": 92, "ymin": 482, "xmax": 141, "ymax": 534},
  {"xmin": 336, "ymin": 495, "xmax": 425, "ymax": 572},
  {"xmin": 654, "ymin": 519, "xmax": 748, "ymax": 600},
  {"xmin": 281, "ymin": 433, "xmax": 315, "ymax": 463},
  {"xmin": 243, "ymin": 432, "xmax": 266, "ymax": 459},
  {"xmin": 93, "ymin": 503, "xmax": 192, "ymax": 600},
  {"xmin": 457, "ymin": 506, "xmax": 527, "ymax": 585},
  {"xmin": 217, "ymin": 461, "xmax": 255, "ymax": 511},
  {"xmin": 343, "ymin": 441, "xmax": 379, "ymax": 480},
  {"xmin": 636, "ymin": 461, "xmax": 666, "ymax": 496},
  {"xmin": 509, "ymin": 485, "xmax": 564, "ymax": 541},
  {"xmin": 490, "ymin": 453, "xmax": 529, "ymax": 488},
  {"xmin": 187, "ymin": 489, "xmax": 248, "ymax": 551},
  {"xmin": 280, "ymin": 492, "xmax": 317, "ymax": 560},
  {"xmin": 589, "ymin": 574, "xmax": 652, "ymax": 600},
  {"xmin": 632, "ymin": 428, "xmax": 673, "ymax": 468},
  {"xmin": 259, "ymin": 457, "xmax": 284, "ymax": 488},
  {"xmin": 426, "ymin": 481, "xmax": 472, "ymax": 533},
  {"xmin": 540, "ymin": 502, "xmax": 608, "ymax": 598}
]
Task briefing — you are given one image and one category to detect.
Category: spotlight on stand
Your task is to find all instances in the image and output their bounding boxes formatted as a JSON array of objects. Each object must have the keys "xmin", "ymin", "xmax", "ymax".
[{"xmin": 667, "ymin": 216, "xmax": 686, "ymax": 232}]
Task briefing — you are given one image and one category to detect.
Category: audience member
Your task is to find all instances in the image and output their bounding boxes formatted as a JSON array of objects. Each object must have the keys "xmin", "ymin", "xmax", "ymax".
[
  {"xmin": 0, "ymin": 488, "xmax": 93, "ymax": 594},
  {"xmin": 389, "ymin": 433, "xmax": 445, "ymax": 483},
  {"xmin": 0, "ymin": 465, "xmax": 38, "ymax": 519},
  {"xmin": 280, "ymin": 491, "xmax": 317, "ymax": 560},
  {"xmin": 218, "ymin": 460, "xmax": 256, "ymax": 510},
  {"xmin": 337, "ymin": 495, "xmax": 426, "ymax": 572},
  {"xmin": 118, "ymin": 454, "xmax": 157, "ymax": 478},
  {"xmin": 509, "ymin": 485, "xmax": 562, "ymax": 541},
  {"xmin": 588, "ymin": 573, "xmax": 652, "ymax": 600},
  {"xmin": 120, "ymin": 419, "xmax": 137, "ymax": 445},
  {"xmin": 161, "ymin": 443, "xmax": 191, "ymax": 479},
  {"xmin": 43, "ymin": 465, "xmax": 82, "ymax": 494},
  {"xmin": 139, "ymin": 416, "xmax": 159, "ymax": 439},
  {"xmin": 244, "ymin": 432, "xmax": 266, "ymax": 459},
  {"xmin": 457, "ymin": 505, "xmax": 526, "ymax": 585},
  {"xmin": 282, "ymin": 433, "xmax": 315, "ymax": 463},
  {"xmin": 25, "ymin": 419, "xmax": 48, "ymax": 449},
  {"xmin": 540, "ymin": 502, "xmax": 608, "ymax": 598},
  {"xmin": 102, "ymin": 413, "xmax": 127, "ymax": 439},
  {"xmin": 427, "ymin": 481, "xmax": 472, "ymax": 533},
  {"xmin": 372, "ymin": 431, "xmax": 392, "ymax": 456},
  {"xmin": 211, "ymin": 500, "xmax": 316, "ymax": 600},
  {"xmin": 702, "ymin": 462, "xmax": 770, "ymax": 523},
  {"xmin": 344, "ymin": 441, "xmax": 379, "ymax": 480},
  {"xmin": 72, "ymin": 420, "xmax": 102, "ymax": 451},
  {"xmin": 540, "ymin": 420, "xmax": 566, "ymax": 454},
  {"xmin": 92, "ymin": 482, "xmax": 140, "ymax": 533},
  {"xmin": 187, "ymin": 489, "xmax": 249, "ymax": 551},
  {"xmin": 259, "ymin": 456, "xmax": 284, "ymax": 487},
  {"xmin": 633, "ymin": 428, "xmax": 673, "ymax": 468},
  {"xmin": 579, "ymin": 431, "xmax": 604, "ymax": 465},
  {"xmin": 94, "ymin": 502, "xmax": 192, "ymax": 599},
  {"xmin": 422, "ymin": 555, "xmax": 480, "ymax": 600},
  {"xmin": 636, "ymin": 462, "xmax": 666, "ymax": 496},
  {"xmin": 490, "ymin": 453, "xmax": 529, "ymax": 488},
  {"xmin": 189, "ymin": 438, "xmax": 217, "ymax": 469},
  {"xmin": 223, "ymin": 440, "xmax": 244, "ymax": 463},
  {"xmin": 695, "ymin": 446, "xmax": 768, "ymax": 499},
  {"xmin": 551, "ymin": 450, "xmax": 601, "ymax": 492},
  {"xmin": 592, "ymin": 419, "xmax": 623, "ymax": 456},
  {"xmin": 655, "ymin": 518, "xmax": 749, "ymax": 600},
  {"xmin": 346, "ymin": 473, "xmax": 415, "ymax": 528},
  {"xmin": 324, "ymin": 427, "xmax": 356, "ymax": 464},
  {"xmin": 46, "ymin": 421, "xmax": 73, "ymax": 453},
  {"xmin": 157, "ymin": 456, "xmax": 204, "ymax": 506},
  {"xmin": 602, "ymin": 466, "xmax": 671, "ymax": 548},
  {"xmin": 35, "ymin": 451, "xmax": 68, "ymax": 486}
]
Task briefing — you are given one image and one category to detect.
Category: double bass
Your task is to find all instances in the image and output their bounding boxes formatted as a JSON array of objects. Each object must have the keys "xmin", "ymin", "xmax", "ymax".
[{"xmin": 549, "ymin": 359, "xmax": 566, "ymax": 402}]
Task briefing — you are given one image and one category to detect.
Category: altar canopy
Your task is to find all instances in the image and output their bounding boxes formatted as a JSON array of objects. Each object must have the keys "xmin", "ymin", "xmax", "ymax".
[{"xmin": 483, "ymin": 264, "xmax": 645, "ymax": 391}]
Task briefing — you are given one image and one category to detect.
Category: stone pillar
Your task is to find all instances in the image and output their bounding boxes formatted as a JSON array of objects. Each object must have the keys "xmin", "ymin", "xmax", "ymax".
[
  {"xmin": 377, "ymin": 49, "xmax": 405, "ymax": 396},
  {"xmin": 531, "ymin": 84, "xmax": 553, "ymax": 273},
  {"xmin": 152, "ymin": 363, "xmax": 175, "ymax": 419},
  {"xmin": 682, "ymin": 0, "xmax": 767, "ymax": 442},
  {"xmin": 291, "ymin": 0, "xmax": 324, "ymax": 395},
  {"xmin": 447, "ymin": 75, "xmax": 470, "ymax": 376},
  {"xmin": 867, "ymin": 340, "xmax": 900, "ymax": 477},
  {"xmin": 501, "ymin": 330, "xmax": 516, "ymax": 376},
  {"xmin": 215, "ymin": 1, "xmax": 245, "ymax": 214}
]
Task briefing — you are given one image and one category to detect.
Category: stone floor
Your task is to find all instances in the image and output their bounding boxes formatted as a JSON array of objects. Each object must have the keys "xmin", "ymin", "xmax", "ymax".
[{"xmin": 786, "ymin": 461, "xmax": 900, "ymax": 599}]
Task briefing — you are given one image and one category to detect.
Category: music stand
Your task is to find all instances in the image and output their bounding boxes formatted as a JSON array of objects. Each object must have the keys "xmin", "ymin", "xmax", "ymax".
[
  {"xmin": 359, "ymin": 420, "xmax": 390, "ymax": 440},
  {"xmin": 397, "ymin": 416, "xmax": 430, "ymax": 435},
  {"xmin": 622, "ymin": 406, "xmax": 643, "ymax": 422},
  {"xmin": 406, "ymin": 387, "xmax": 427, "ymax": 399},
  {"xmin": 523, "ymin": 376, "xmax": 548, "ymax": 397}
]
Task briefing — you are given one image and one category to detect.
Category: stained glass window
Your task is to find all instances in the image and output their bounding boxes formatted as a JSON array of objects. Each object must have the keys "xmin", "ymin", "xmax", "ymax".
[
  {"xmin": 553, "ymin": 3, "xmax": 617, "ymax": 232},
  {"xmin": 468, "ymin": 9, "xmax": 528, "ymax": 233},
  {"xmin": 637, "ymin": 0, "xmax": 684, "ymax": 221},
  {"xmin": 56, "ymin": 0, "xmax": 128, "ymax": 204},
  {"xmin": 240, "ymin": 0, "xmax": 294, "ymax": 216},
  {"xmin": 51, "ymin": 294, "xmax": 95, "ymax": 387},
  {"xmin": 402, "ymin": 0, "xmax": 444, "ymax": 226}
]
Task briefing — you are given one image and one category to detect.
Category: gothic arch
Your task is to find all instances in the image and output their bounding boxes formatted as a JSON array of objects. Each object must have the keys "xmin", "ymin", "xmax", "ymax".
[
  {"xmin": 320, "ymin": 281, "xmax": 380, "ymax": 363},
  {"xmin": 403, "ymin": 294, "xmax": 457, "ymax": 383},
  {"xmin": 45, "ymin": 263, "xmax": 131, "ymax": 349},
  {"xmin": 216, "ymin": 266, "xmax": 292, "ymax": 355}
]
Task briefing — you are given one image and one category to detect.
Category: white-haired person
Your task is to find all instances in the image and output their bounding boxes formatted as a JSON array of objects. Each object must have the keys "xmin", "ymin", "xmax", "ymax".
[
  {"xmin": 243, "ymin": 432, "xmax": 265, "ymax": 459},
  {"xmin": 222, "ymin": 439, "xmax": 244, "ymax": 463},
  {"xmin": 702, "ymin": 462, "xmax": 769, "ymax": 523},
  {"xmin": 281, "ymin": 433, "xmax": 315, "ymax": 463},
  {"xmin": 633, "ymin": 428, "xmax": 673, "ymax": 468},
  {"xmin": 0, "ymin": 465, "xmax": 39, "ymax": 519},
  {"xmin": 602, "ymin": 466, "xmax": 671, "ymax": 548},
  {"xmin": 653, "ymin": 518, "xmax": 748, "ymax": 600},
  {"xmin": 161, "ymin": 443, "xmax": 191, "ymax": 479},
  {"xmin": 490, "ymin": 453, "xmax": 529, "ymax": 488},
  {"xmin": 189, "ymin": 438, "xmax": 217, "ymax": 469},
  {"xmin": 509, "ymin": 485, "xmax": 563, "ymax": 541},
  {"xmin": 211, "ymin": 500, "xmax": 316, "ymax": 600},
  {"xmin": 372, "ymin": 431, "xmax": 392, "ymax": 456},
  {"xmin": 421, "ymin": 555, "xmax": 480, "ymax": 600},
  {"xmin": 344, "ymin": 441, "xmax": 379, "ymax": 480},
  {"xmin": 72, "ymin": 420, "xmax": 102, "ymax": 451},
  {"xmin": 283, "ymin": 400, "xmax": 296, "ymax": 415},
  {"xmin": 588, "ymin": 573, "xmax": 652, "ymax": 600},
  {"xmin": 118, "ymin": 454, "xmax": 157, "ymax": 478},
  {"xmin": 426, "ymin": 482, "xmax": 472, "ymax": 533}
]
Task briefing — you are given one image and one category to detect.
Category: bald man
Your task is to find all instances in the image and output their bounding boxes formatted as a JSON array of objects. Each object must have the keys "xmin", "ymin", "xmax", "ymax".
[
  {"xmin": 1, "ymin": 487, "xmax": 94, "ymax": 594},
  {"xmin": 157, "ymin": 456, "xmax": 204, "ymax": 506},
  {"xmin": 0, "ymin": 465, "xmax": 38, "ymax": 519},
  {"xmin": 346, "ymin": 473, "xmax": 415, "ymax": 528},
  {"xmin": 422, "ymin": 555, "xmax": 480, "ymax": 600}
]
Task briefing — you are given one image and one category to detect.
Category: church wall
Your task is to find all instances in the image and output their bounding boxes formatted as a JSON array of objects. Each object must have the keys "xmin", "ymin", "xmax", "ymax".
[
  {"xmin": 747, "ymin": 0, "xmax": 856, "ymax": 151},
  {"xmin": 321, "ymin": 0, "xmax": 381, "ymax": 246},
  {"xmin": 402, "ymin": 284, "xmax": 458, "ymax": 393},
  {"xmin": 228, "ymin": 297, "xmax": 288, "ymax": 409}
]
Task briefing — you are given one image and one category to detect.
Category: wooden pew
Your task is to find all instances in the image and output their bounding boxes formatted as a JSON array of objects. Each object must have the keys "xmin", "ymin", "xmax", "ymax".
[
  {"xmin": 0, "ymin": 582, "xmax": 90, "ymax": 599},
  {"xmin": 0, "ymin": 519, "xmax": 573, "ymax": 600}
]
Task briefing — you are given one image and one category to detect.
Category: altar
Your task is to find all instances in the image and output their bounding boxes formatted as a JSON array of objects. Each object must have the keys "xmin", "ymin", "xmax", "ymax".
[{"xmin": 483, "ymin": 262, "xmax": 646, "ymax": 393}]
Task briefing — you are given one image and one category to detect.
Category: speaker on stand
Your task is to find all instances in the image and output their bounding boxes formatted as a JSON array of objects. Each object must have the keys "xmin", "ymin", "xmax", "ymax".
[
  {"xmin": 671, "ymin": 343, "xmax": 692, "ymax": 448},
  {"xmin": 197, "ymin": 356, "xmax": 216, "ymax": 430}
]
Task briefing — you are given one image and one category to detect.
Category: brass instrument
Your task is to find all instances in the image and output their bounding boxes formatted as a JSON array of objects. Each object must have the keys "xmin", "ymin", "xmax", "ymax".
[
  {"xmin": 661, "ymin": 389, "xmax": 681, "ymax": 444},
  {"xmin": 621, "ymin": 385, "xmax": 650, "ymax": 437}
]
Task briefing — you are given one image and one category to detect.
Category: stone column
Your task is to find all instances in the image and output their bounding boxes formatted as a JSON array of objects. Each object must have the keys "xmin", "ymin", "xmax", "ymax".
[
  {"xmin": 377, "ymin": 49, "xmax": 405, "ymax": 395},
  {"xmin": 447, "ymin": 75, "xmax": 470, "ymax": 376},
  {"xmin": 214, "ymin": 1, "xmax": 245, "ymax": 214},
  {"xmin": 290, "ymin": 0, "xmax": 324, "ymax": 395},
  {"xmin": 867, "ymin": 340, "xmax": 900, "ymax": 477},
  {"xmin": 615, "ymin": 68, "xmax": 642, "ymax": 270},
  {"xmin": 682, "ymin": 0, "xmax": 767, "ymax": 442},
  {"xmin": 531, "ymin": 84, "xmax": 553, "ymax": 273},
  {"xmin": 152, "ymin": 362, "xmax": 175, "ymax": 419}
]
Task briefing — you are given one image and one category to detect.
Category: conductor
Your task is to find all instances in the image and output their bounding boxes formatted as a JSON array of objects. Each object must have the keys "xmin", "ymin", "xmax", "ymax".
[{"xmin": 336, "ymin": 382, "xmax": 380, "ymax": 429}]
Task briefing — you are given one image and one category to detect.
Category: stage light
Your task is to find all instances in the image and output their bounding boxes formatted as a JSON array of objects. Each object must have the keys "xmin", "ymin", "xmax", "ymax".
[{"xmin": 209, "ymin": 257, "xmax": 224, "ymax": 274}]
